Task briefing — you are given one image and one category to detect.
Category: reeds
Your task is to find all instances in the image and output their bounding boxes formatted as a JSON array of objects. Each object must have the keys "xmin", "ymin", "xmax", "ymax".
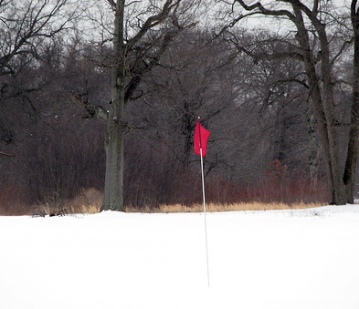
[
  {"xmin": 128, "ymin": 202, "xmax": 322, "ymax": 213},
  {"xmin": 4, "ymin": 188, "xmax": 323, "ymax": 216}
]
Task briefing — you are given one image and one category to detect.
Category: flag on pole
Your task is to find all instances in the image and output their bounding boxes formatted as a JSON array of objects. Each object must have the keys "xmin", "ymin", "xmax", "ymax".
[
  {"xmin": 194, "ymin": 117, "xmax": 211, "ymax": 287},
  {"xmin": 194, "ymin": 119, "xmax": 211, "ymax": 157}
]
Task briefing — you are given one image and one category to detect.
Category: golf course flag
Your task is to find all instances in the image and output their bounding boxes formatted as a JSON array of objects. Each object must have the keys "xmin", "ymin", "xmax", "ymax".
[
  {"xmin": 194, "ymin": 119, "xmax": 211, "ymax": 157},
  {"xmin": 194, "ymin": 117, "xmax": 211, "ymax": 287}
]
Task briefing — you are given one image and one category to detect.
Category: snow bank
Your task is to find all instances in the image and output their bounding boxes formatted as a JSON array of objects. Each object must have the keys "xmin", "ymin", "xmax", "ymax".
[{"xmin": 0, "ymin": 205, "xmax": 358, "ymax": 309}]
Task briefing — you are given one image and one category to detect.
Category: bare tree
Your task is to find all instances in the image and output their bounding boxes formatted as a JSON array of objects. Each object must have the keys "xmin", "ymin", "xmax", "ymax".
[
  {"xmin": 0, "ymin": 0, "xmax": 78, "ymax": 146},
  {"xmin": 0, "ymin": 0, "xmax": 79, "ymax": 199},
  {"xmin": 0, "ymin": 0, "xmax": 77, "ymax": 76},
  {"xmin": 17, "ymin": 39, "xmax": 107, "ymax": 210},
  {"xmin": 222, "ymin": 0, "xmax": 357, "ymax": 204},
  {"xmin": 72, "ymin": 0, "xmax": 199, "ymax": 211},
  {"xmin": 343, "ymin": 0, "xmax": 359, "ymax": 202}
]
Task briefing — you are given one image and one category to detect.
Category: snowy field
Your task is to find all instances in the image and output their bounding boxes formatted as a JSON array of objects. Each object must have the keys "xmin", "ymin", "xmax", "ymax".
[{"xmin": 1, "ymin": 205, "xmax": 359, "ymax": 309}]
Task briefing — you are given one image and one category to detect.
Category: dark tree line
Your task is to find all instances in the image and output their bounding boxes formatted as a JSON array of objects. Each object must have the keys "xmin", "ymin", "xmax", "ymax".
[
  {"xmin": 0, "ymin": 27, "xmax": 333, "ymax": 213},
  {"xmin": 2, "ymin": 0, "xmax": 358, "ymax": 214}
]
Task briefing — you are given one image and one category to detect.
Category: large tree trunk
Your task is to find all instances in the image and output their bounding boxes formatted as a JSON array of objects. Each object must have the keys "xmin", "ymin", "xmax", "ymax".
[
  {"xmin": 343, "ymin": 0, "xmax": 359, "ymax": 204},
  {"xmin": 292, "ymin": 4, "xmax": 347, "ymax": 205},
  {"xmin": 102, "ymin": 0, "xmax": 126, "ymax": 211},
  {"xmin": 98, "ymin": 0, "xmax": 188, "ymax": 211}
]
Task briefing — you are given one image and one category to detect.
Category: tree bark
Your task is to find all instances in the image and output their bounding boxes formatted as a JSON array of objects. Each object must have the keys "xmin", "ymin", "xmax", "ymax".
[
  {"xmin": 100, "ymin": 0, "xmax": 186, "ymax": 211},
  {"xmin": 291, "ymin": 4, "xmax": 346, "ymax": 204},
  {"xmin": 308, "ymin": 6, "xmax": 347, "ymax": 205},
  {"xmin": 343, "ymin": 0, "xmax": 359, "ymax": 203},
  {"xmin": 102, "ymin": 0, "xmax": 126, "ymax": 211}
]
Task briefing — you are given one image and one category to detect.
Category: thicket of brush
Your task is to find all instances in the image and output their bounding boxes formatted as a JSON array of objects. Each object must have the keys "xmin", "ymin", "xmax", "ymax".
[
  {"xmin": 0, "ymin": 27, "xmax": 336, "ymax": 216},
  {"xmin": 0, "ymin": 173, "xmax": 328, "ymax": 216}
]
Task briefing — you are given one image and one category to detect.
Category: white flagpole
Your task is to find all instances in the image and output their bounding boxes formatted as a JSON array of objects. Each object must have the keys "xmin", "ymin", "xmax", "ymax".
[{"xmin": 200, "ymin": 135, "xmax": 210, "ymax": 287}]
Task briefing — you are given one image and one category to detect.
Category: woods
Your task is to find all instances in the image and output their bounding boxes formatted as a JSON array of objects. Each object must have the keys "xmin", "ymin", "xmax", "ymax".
[{"xmin": 0, "ymin": 0, "xmax": 358, "ymax": 214}]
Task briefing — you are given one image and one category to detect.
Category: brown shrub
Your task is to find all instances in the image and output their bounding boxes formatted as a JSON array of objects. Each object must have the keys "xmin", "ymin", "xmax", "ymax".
[
  {"xmin": 31, "ymin": 188, "xmax": 103, "ymax": 216},
  {"xmin": 127, "ymin": 202, "xmax": 323, "ymax": 213},
  {"xmin": 0, "ymin": 185, "xmax": 30, "ymax": 216}
]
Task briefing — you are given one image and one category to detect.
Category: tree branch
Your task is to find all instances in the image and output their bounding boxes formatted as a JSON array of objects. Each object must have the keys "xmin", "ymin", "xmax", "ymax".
[
  {"xmin": 124, "ymin": 14, "xmax": 196, "ymax": 103},
  {"xmin": 106, "ymin": 0, "xmax": 116, "ymax": 9},
  {"xmin": 126, "ymin": 0, "xmax": 180, "ymax": 51},
  {"xmin": 0, "ymin": 0, "xmax": 74, "ymax": 74},
  {"xmin": 0, "ymin": 151, "xmax": 14, "ymax": 157},
  {"xmin": 225, "ymin": 32, "xmax": 304, "ymax": 63},
  {"xmin": 234, "ymin": 0, "xmax": 295, "ymax": 20},
  {"xmin": 71, "ymin": 92, "xmax": 109, "ymax": 122}
]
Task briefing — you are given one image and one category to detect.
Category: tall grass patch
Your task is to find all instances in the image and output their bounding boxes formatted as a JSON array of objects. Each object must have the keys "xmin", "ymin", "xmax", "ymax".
[{"xmin": 127, "ymin": 202, "xmax": 323, "ymax": 213}]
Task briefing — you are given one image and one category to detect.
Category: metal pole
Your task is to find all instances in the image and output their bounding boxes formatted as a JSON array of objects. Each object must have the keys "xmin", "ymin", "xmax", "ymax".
[{"xmin": 200, "ymin": 146, "xmax": 210, "ymax": 287}]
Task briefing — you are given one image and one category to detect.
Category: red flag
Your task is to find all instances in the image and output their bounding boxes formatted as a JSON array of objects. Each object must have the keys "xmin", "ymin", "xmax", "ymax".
[{"xmin": 194, "ymin": 119, "xmax": 211, "ymax": 157}]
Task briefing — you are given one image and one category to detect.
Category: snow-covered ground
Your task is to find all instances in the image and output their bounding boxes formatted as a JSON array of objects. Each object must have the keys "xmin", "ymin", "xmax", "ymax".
[{"xmin": 1, "ymin": 205, "xmax": 359, "ymax": 309}]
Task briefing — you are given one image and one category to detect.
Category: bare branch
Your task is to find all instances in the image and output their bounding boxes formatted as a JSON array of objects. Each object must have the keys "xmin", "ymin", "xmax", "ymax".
[
  {"xmin": 106, "ymin": 0, "xmax": 116, "ymax": 9},
  {"xmin": 331, "ymin": 38, "xmax": 354, "ymax": 66},
  {"xmin": 224, "ymin": 30, "xmax": 304, "ymax": 63},
  {"xmin": 0, "ymin": 151, "xmax": 14, "ymax": 157},
  {"xmin": 0, "ymin": 0, "xmax": 73, "ymax": 75},
  {"xmin": 312, "ymin": 0, "xmax": 319, "ymax": 17},
  {"xmin": 126, "ymin": 0, "xmax": 180, "ymax": 51},
  {"xmin": 234, "ymin": 0, "xmax": 295, "ymax": 20},
  {"xmin": 71, "ymin": 92, "xmax": 109, "ymax": 122},
  {"xmin": 125, "ymin": 25, "xmax": 189, "ymax": 103}
]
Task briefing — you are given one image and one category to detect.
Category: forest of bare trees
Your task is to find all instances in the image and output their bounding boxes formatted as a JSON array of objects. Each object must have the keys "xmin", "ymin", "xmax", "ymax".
[{"xmin": 1, "ymin": 0, "xmax": 358, "ymax": 214}]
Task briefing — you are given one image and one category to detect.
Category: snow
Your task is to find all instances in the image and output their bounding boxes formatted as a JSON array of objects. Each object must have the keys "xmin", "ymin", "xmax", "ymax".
[{"xmin": 1, "ymin": 205, "xmax": 359, "ymax": 309}]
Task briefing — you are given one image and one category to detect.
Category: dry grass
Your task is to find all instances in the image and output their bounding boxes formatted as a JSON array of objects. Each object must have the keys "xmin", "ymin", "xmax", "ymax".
[
  {"xmin": 68, "ymin": 188, "xmax": 102, "ymax": 214},
  {"xmin": 31, "ymin": 188, "xmax": 102, "ymax": 216},
  {"xmin": 128, "ymin": 201, "xmax": 324, "ymax": 213},
  {"xmin": 29, "ymin": 187, "xmax": 324, "ymax": 216}
]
